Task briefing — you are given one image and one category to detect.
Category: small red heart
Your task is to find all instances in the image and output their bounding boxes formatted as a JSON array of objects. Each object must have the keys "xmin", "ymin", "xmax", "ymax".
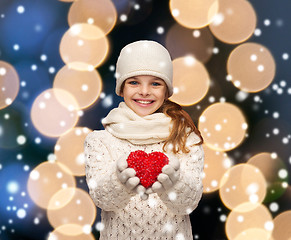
[{"xmin": 127, "ymin": 150, "xmax": 169, "ymax": 188}]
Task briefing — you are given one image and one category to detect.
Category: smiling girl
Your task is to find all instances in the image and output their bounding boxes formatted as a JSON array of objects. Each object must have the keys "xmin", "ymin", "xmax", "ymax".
[{"xmin": 84, "ymin": 40, "xmax": 204, "ymax": 240}]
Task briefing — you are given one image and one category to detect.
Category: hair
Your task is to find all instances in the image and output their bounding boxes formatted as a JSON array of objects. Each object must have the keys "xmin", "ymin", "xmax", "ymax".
[
  {"xmin": 157, "ymin": 99, "xmax": 204, "ymax": 154},
  {"xmin": 120, "ymin": 80, "xmax": 204, "ymax": 154}
]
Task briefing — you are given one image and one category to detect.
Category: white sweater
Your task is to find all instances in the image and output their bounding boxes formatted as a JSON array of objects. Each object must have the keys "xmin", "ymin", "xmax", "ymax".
[{"xmin": 84, "ymin": 130, "xmax": 204, "ymax": 240}]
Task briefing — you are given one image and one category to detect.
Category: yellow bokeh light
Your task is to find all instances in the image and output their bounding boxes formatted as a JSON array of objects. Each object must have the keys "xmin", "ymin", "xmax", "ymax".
[
  {"xmin": 226, "ymin": 203, "xmax": 273, "ymax": 240},
  {"xmin": 48, "ymin": 187, "xmax": 76, "ymax": 211},
  {"xmin": 47, "ymin": 188, "xmax": 96, "ymax": 235},
  {"xmin": 48, "ymin": 224, "xmax": 95, "ymax": 239},
  {"xmin": 60, "ymin": 23, "xmax": 109, "ymax": 70},
  {"xmin": 53, "ymin": 65, "xmax": 102, "ymax": 109},
  {"xmin": 68, "ymin": 0, "xmax": 117, "ymax": 35},
  {"xmin": 227, "ymin": 42, "xmax": 276, "ymax": 92},
  {"xmin": 198, "ymin": 102, "xmax": 247, "ymax": 151},
  {"xmin": 209, "ymin": 0, "xmax": 257, "ymax": 44},
  {"xmin": 248, "ymin": 152, "xmax": 286, "ymax": 183},
  {"xmin": 234, "ymin": 228, "xmax": 273, "ymax": 240},
  {"xmin": 272, "ymin": 210, "xmax": 291, "ymax": 240},
  {"xmin": 219, "ymin": 164, "xmax": 267, "ymax": 211},
  {"xmin": 165, "ymin": 23, "xmax": 214, "ymax": 63},
  {"xmin": 31, "ymin": 88, "xmax": 79, "ymax": 137},
  {"xmin": 247, "ymin": 152, "xmax": 288, "ymax": 202},
  {"xmin": 54, "ymin": 127, "xmax": 92, "ymax": 176},
  {"xmin": 0, "ymin": 61, "xmax": 20, "ymax": 110},
  {"xmin": 169, "ymin": 0, "xmax": 219, "ymax": 29},
  {"xmin": 169, "ymin": 56, "xmax": 210, "ymax": 106},
  {"xmin": 203, "ymin": 144, "xmax": 233, "ymax": 193},
  {"xmin": 27, "ymin": 161, "xmax": 76, "ymax": 209}
]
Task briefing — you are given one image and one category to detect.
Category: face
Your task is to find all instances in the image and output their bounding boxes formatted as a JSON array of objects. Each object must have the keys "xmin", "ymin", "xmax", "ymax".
[{"xmin": 120, "ymin": 75, "xmax": 168, "ymax": 117}]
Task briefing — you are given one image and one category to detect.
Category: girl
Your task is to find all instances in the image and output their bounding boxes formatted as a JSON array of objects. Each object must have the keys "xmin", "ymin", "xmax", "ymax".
[{"xmin": 84, "ymin": 40, "xmax": 204, "ymax": 240}]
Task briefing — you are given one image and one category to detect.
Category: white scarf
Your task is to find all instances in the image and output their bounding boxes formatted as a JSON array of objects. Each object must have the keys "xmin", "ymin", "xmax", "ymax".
[{"xmin": 102, "ymin": 102, "xmax": 172, "ymax": 145}]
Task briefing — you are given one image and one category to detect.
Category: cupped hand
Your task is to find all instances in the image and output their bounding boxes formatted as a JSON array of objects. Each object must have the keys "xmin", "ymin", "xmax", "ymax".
[
  {"xmin": 116, "ymin": 156, "xmax": 149, "ymax": 200},
  {"xmin": 152, "ymin": 156, "xmax": 180, "ymax": 193}
]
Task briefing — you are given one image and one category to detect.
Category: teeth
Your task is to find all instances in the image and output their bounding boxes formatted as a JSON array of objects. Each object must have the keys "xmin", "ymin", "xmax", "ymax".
[{"xmin": 136, "ymin": 100, "xmax": 152, "ymax": 104}]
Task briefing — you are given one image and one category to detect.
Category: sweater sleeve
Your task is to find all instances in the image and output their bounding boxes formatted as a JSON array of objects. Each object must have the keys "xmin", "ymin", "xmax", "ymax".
[
  {"xmin": 84, "ymin": 131, "xmax": 134, "ymax": 211},
  {"xmin": 157, "ymin": 133, "xmax": 204, "ymax": 215}
]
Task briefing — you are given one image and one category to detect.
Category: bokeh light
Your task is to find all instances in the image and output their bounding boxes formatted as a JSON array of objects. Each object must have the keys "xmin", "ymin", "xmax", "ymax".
[
  {"xmin": 219, "ymin": 164, "xmax": 267, "ymax": 211},
  {"xmin": 247, "ymin": 152, "xmax": 288, "ymax": 203},
  {"xmin": 53, "ymin": 65, "xmax": 103, "ymax": 109},
  {"xmin": 209, "ymin": 0, "xmax": 257, "ymax": 44},
  {"xmin": 227, "ymin": 43, "xmax": 276, "ymax": 92},
  {"xmin": 1, "ymin": 0, "xmax": 291, "ymax": 239},
  {"xmin": 68, "ymin": 0, "xmax": 117, "ymax": 35},
  {"xmin": 169, "ymin": 0, "xmax": 219, "ymax": 29},
  {"xmin": 169, "ymin": 56, "xmax": 210, "ymax": 106},
  {"xmin": 54, "ymin": 127, "xmax": 92, "ymax": 176},
  {"xmin": 27, "ymin": 161, "xmax": 76, "ymax": 209},
  {"xmin": 47, "ymin": 188, "xmax": 96, "ymax": 235},
  {"xmin": 234, "ymin": 228, "xmax": 273, "ymax": 240},
  {"xmin": 226, "ymin": 203, "xmax": 273, "ymax": 240},
  {"xmin": 0, "ymin": 61, "xmax": 20, "ymax": 110},
  {"xmin": 272, "ymin": 210, "xmax": 291, "ymax": 240},
  {"xmin": 165, "ymin": 23, "xmax": 214, "ymax": 63},
  {"xmin": 48, "ymin": 224, "xmax": 95, "ymax": 239},
  {"xmin": 198, "ymin": 102, "xmax": 247, "ymax": 151},
  {"xmin": 202, "ymin": 144, "xmax": 233, "ymax": 193},
  {"xmin": 59, "ymin": 23, "xmax": 109, "ymax": 70},
  {"xmin": 31, "ymin": 88, "xmax": 79, "ymax": 137},
  {"xmin": 0, "ymin": 107, "xmax": 26, "ymax": 149}
]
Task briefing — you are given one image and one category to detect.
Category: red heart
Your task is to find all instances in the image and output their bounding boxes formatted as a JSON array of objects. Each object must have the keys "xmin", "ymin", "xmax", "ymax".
[{"xmin": 127, "ymin": 150, "xmax": 169, "ymax": 188}]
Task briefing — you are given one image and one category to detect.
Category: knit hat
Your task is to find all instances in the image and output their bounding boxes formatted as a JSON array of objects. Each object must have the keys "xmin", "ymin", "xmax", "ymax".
[{"xmin": 115, "ymin": 40, "xmax": 173, "ymax": 97}]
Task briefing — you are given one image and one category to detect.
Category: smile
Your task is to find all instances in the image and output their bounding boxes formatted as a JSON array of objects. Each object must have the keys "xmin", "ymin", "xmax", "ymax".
[{"xmin": 134, "ymin": 99, "xmax": 155, "ymax": 105}]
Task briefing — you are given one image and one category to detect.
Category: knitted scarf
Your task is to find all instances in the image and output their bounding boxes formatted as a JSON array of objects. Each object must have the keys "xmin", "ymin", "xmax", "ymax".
[{"xmin": 102, "ymin": 102, "xmax": 172, "ymax": 145}]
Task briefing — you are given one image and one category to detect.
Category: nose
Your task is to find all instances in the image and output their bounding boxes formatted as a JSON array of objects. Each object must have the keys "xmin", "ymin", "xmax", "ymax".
[{"xmin": 138, "ymin": 84, "xmax": 150, "ymax": 96}]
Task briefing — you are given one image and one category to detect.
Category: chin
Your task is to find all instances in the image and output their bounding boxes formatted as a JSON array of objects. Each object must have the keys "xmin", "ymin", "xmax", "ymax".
[{"xmin": 136, "ymin": 111, "xmax": 150, "ymax": 117}]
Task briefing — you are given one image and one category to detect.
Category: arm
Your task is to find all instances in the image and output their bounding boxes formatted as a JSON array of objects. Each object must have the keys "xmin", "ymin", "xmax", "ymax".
[
  {"xmin": 84, "ymin": 132, "xmax": 135, "ymax": 211},
  {"xmin": 156, "ymin": 134, "xmax": 204, "ymax": 215}
]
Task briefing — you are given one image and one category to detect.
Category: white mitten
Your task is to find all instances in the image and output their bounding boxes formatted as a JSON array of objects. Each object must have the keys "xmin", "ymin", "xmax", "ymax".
[
  {"xmin": 116, "ymin": 156, "xmax": 148, "ymax": 200},
  {"xmin": 152, "ymin": 156, "xmax": 180, "ymax": 193}
]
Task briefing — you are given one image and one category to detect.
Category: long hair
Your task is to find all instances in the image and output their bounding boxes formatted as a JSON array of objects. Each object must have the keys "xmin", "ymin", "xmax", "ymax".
[{"xmin": 158, "ymin": 99, "xmax": 204, "ymax": 154}]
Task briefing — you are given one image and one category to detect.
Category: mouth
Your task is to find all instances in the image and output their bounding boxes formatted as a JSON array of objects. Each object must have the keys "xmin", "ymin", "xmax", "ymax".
[{"xmin": 133, "ymin": 99, "xmax": 155, "ymax": 105}]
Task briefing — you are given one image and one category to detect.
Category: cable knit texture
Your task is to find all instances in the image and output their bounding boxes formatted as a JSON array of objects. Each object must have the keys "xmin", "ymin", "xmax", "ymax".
[{"xmin": 84, "ymin": 129, "xmax": 204, "ymax": 240}]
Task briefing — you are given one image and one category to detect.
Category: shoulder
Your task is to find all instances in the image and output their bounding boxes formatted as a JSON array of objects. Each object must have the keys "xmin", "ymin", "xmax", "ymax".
[
  {"xmin": 185, "ymin": 132, "xmax": 204, "ymax": 159},
  {"xmin": 85, "ymin": 130, "xmax": 112, "ymax": 145},
  {"xmin": 187, "ymin": 131, "xmax": 202, "ymax": 146},
  {"xmin": 85, "ymin": 129, "xmax": 128, "ymax": 147}
]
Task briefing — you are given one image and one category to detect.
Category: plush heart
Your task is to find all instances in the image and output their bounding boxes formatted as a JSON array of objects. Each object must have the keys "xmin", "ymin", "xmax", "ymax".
[{"xmin": 127, "ymin": 150, "xmax": 169, "ymax": 188}]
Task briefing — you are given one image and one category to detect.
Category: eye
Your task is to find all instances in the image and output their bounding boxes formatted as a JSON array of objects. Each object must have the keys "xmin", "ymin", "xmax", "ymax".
[
  {"xmin": 128, "ymin": 81, "xmax": 138, "ymax": 85},
  {"xmin": 152, "ymin": 82, "xmax": 161, "ymax": 86}
]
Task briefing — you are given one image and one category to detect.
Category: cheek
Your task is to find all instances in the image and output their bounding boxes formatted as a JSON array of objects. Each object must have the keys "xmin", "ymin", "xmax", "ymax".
[
  {"xmin": 122, "ymin": 87, "xmax": 131, "ymax": 98},
  {"xmin": 159, "ymin": 89, "xmax": 167, "ymax": 100}
]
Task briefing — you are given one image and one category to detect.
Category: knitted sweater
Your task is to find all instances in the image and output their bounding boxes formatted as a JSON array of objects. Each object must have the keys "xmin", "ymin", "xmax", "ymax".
[{"xmin": 84, "ymin": 130, "xmax": 204, "ymax": 240}]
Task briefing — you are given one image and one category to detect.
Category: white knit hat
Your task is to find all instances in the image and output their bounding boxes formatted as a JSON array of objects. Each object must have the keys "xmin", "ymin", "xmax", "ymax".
[{"xmin": 115, "ymin": 40, "xmax": 173, "ymax": 97}]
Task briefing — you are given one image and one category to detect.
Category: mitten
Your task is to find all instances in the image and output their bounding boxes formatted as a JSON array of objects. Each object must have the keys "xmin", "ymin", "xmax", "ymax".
[
  {"xmin": 152, "ymin": 156, "xmax": 180, "ymax": 193},
  {"xmin": 116, "ymin": 156, "xmax": 148, "ymax": 199}
]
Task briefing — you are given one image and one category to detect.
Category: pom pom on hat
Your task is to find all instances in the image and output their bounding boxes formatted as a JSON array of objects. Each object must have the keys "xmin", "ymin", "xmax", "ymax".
[{"xmin": 115, "ymin": 40, "xmax": 173, "ymax": 97}]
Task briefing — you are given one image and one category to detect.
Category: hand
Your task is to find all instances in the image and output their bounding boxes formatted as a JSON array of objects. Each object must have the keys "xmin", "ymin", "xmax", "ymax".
[
  {"xmin": 152, "ymin": 156, "xmax": 180, "ymax": 193},
  {"xmin": 116, "ymin": 156, "xmax": 149, "ymax": 200}
]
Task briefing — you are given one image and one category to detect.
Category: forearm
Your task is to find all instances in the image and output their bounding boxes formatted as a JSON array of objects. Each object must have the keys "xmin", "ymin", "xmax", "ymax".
[
  {"xmin": 157, "ymin": 145, "xmax": 204, "ymax": 215},
  {"xmin": 84, "ymin": 133, "xmax": 135, "ymax": 212},
  {"xmin": 157, "ymin": 172, "xmax": 203, "ymax": 215},
  {"xmin": 86, "ymin": 162, "xmax": 134, "ymax": 211}
]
